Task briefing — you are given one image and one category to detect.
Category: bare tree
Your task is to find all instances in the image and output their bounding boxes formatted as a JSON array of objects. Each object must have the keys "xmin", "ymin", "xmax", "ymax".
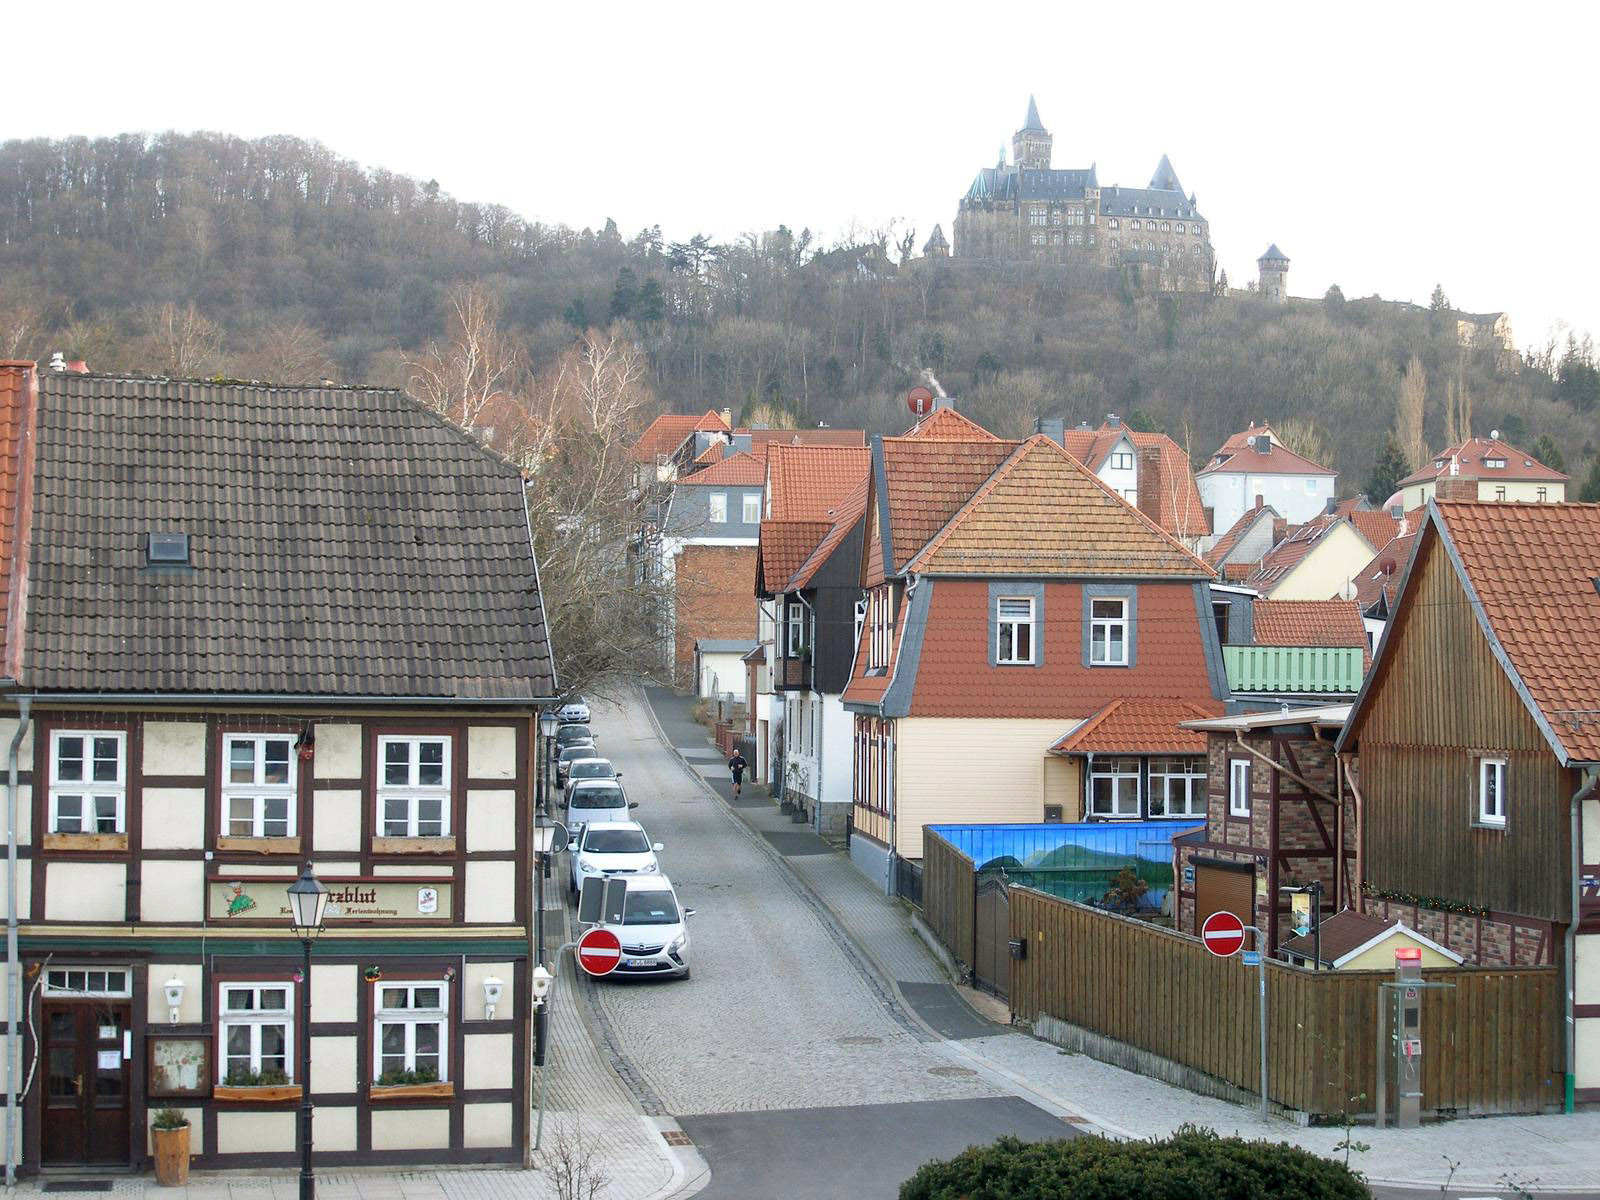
[
  {"xmin": 0, "ymin": 288, "xmax": 49, "ymax": 360},
  {"xmin": 537, "ymin": 1119, "xmax": 611, "ymax": 1200},
  {"xmin": 143, "ymin": 301, "xmax": 223, "ymax": 377},
  {"xmin": 1395, "ymin": 355, "xmax": 1428, "ymax": 469},
  {"xmin": 254, "ymin": 319, "xmax": 334, "ymax": 383},
  {"xmin": 1276, "ymin": 416, "xmax": 1332, "ymax": 470},
  {"xmin": 404, "ymin": 283, "xmax": 524, "ymax": 431}
]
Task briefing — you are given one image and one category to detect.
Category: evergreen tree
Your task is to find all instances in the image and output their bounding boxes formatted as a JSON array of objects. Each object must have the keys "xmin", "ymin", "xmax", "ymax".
[
  {"xmin": 635, "ymin": 277, "xmax": 666, "ymax": 323},
  {"xmin": 1366, "ymin": 432, "xmax": 1410, "ymax": 504},
  {"xmin": 561, "ymin": 298, "xmax": 590, "ymax": 330},
  {"xmin": 1581, "ymin": 458, "xmax": 1600, "ymax": 504},
  {"xmin": 1531, "ymin": 433, "xmax": 1566, "ymax": 474},
  {"xmin": 609, "ymin": 267, "xmax": 638, "ymax": 322}
]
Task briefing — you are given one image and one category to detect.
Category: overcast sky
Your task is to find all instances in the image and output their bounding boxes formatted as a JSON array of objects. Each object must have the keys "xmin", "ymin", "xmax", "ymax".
[{"xmin": 14, "ymin": 1, "xmax": 1596, "ymax": 350}]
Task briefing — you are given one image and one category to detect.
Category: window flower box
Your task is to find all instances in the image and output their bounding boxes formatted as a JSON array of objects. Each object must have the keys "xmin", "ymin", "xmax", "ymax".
[
  {"xmin": 368, "ymin": 1081, "xmax": 454, "ymax": 1101},
  {"xmin": 213, "ymin": 1084, "xmax": 301, "ymax": 1103}
]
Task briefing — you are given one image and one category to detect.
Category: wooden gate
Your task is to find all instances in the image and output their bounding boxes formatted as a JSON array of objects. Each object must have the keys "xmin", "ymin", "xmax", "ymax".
[{"xmin": 973, "ymin": 877, "xmax": 1011, "ymax": 998}]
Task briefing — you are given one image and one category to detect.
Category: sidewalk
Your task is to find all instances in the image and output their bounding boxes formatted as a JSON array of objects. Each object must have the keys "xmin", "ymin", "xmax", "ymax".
[{"xmin": 641, "ymin": 685, "xmax": 1600, "ymax": 1195}]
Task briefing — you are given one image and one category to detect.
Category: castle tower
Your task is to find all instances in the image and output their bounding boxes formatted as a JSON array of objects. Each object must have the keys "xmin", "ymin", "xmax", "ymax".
[
  {"xmin": 1011, "ymin": 95, "xmax": 1052, "ymax": 170},
  {"xmin": 922, "ymin": 225, "xmax": 949, "ymax": 258},
  {"xmin": 1257, "ymin": 244, "xmax": 1289, "ymax": 302}
]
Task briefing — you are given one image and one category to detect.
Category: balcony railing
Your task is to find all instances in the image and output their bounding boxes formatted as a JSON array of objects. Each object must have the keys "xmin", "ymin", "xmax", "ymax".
[
  {"xmin": 776, "ymin": 654, "xmax": 813, "ymax": 692},
  {"xmin": 1223, "ymin": 645, "xmax": 1364, "ymax": 694}
]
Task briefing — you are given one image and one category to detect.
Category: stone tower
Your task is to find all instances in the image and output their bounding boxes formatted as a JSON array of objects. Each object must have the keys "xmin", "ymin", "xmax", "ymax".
[
  {"xmin": 1257, "ymin": 244, "xmax": 1289, "ymax": 302},
  {"xmin": 1011, "ymin": 95, "xmax": 1052, "ymax": 170}
]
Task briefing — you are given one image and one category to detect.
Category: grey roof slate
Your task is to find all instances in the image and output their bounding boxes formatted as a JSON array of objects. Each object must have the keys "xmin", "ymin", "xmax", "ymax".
[
  {"xmin": 1022, "ymin": 95, "xmax": 1044, "ymax": 131},
  {"xmin": 26, "ymin": 373, "xmax": 555, "ymax": 700},
  {"xmin": 1148, "ymin": 154, "xmax": 1183, "ymax": 194},
  {"xmin": 696, "ymin": 639, "xmax": 759, "ymax": 654},
  {"xmin": 1259, "ymin": 243, "xmax": 1289, "ymax": 262},
  {"xmin": 1099, "ymin": 184, "xmax": 1202, "ymax": 218}
]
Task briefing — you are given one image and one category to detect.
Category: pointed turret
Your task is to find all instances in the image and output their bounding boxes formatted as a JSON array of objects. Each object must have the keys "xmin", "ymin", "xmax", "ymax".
[
  {"xmin": 1257, "ymin": 245, "xmax": 1290, "ymax": 303},
  {"xmin": 1012, "ymin": 96, "xmax": 1052, "ymax": 169},
  {"xmin": 1149, "ymin": 153, "xmax": 1183, "ymax": 194},
  {"xmin": 1023, "ymin": 94, "xmax": 1044, "ymax": 131},
  {"xmin": 923, "ymin": 225, "xmax": 949, "ymax": 258}
]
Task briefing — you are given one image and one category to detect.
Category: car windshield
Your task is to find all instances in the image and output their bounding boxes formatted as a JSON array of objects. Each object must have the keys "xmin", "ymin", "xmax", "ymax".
[
  {"xmin": 559, "ymin": 746, "xmax": 594, "ymax": 762},
  {"xmin": 571, "ymin": 787, "xmax": 625, "ymax": 809},
  {"xmin": 570, "ymin": 761, "xmax": 614, "ymax": 779},
  {"xmin": 622, "ymin": 890, "xmax": 679, "ymax": 925},
  {"xmin": 583, "ymin": 829, "xmax": 649, "ymax": 854},
  {"xmin": 557, "ymin": 726, "xmax": 592, "ymax": 744}
]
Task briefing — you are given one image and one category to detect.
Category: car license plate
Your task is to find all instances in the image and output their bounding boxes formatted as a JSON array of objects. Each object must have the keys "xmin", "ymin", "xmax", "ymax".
[{"xmin": 624, "ymin": 958, "xmax": 653, "ymax": 967}]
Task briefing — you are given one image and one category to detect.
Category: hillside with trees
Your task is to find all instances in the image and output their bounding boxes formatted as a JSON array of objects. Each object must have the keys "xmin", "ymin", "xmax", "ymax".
[{"xmin": 3, "ymin": 131, "xmax": 1597, "ymax": 498}]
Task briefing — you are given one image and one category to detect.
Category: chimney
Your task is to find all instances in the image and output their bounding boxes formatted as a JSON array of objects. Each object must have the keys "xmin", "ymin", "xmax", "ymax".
[
  {"xmin": 1135, "ymin": 445, "xmax": 1163, "ymax": 523},
  {"xmin": 1436, "ymin": 476, "xmax": 1478, "ymax": 502},
  {"xmin": 1253, "ymin": 493, "xmax": 1265, "ymax": 511},
  {"xmin": 720, "ymin": 407, "xmax": 733, "ymax": 428},
  {"xmin": 1105, "ymin": 413, "xmax": 1121, "ymax": 429},
  {"xmin": 1325, "ymin": 497, "xmax": 1338, "ymax": 516},
  {"xmin": 48, "ymin": 352, "xmax": 65, "ymax": 372},
  {"xmin": 65, "ymin": 359, "xmax": 88, "ymax": 374}
]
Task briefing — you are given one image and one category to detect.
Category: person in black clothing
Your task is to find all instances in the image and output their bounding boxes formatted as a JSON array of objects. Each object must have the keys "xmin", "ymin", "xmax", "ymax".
[{"xmin": 728, "ymin": 751, "xmax": 748, "ymax": 797}]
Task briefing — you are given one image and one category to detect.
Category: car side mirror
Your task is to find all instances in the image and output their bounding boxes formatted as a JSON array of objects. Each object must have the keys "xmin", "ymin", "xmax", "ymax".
[
  {"xmin": 683, "ymin": 908, "xmax": 697, "ymax": 918},
  {"xmin": 651, "ymin": 842, "xmax": 664, "ymax": 852},
  {"xmin": 628, "ymin": 801, "xmax": 639, "ymax": 810},
  {"xmin": 614, "ymin": 772, "xmax": 622, "ymax": 779}
]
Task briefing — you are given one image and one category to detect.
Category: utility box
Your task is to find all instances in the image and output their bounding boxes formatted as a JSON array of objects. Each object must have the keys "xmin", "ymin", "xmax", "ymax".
[{"xmin": 1394, "ymin": 946, "xmax": 1423, "ymax": 1128}]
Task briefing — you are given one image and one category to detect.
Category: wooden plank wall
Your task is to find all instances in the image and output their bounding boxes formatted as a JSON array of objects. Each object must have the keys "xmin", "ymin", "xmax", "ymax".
[
  {"xmin": 1010, "ymin": 887, "xmax": 1562, "ymax": 1116},
  {"xmin": 923, "ymin": 829, "xmax": 975, "ymax": 973}
]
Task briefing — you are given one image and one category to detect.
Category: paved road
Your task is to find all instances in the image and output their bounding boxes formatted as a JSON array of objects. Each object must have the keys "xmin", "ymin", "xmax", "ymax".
[{"xmin": 573, "ymin": 693, "xmax": 1074, "ymax": 1197}]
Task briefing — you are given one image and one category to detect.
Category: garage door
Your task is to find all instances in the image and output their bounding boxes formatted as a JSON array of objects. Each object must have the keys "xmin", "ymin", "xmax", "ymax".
[{"xmin": 1194, "ymin": 862, "xmax": 1254, "ymax": 934}]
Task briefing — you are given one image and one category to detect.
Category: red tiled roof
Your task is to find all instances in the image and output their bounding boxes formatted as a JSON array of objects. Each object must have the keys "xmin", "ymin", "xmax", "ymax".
[
  {"xmin": 627, "ymin": 409, "xmax": 729, "ymax": 462},
  {"xmin": 906, "ymin": 437, "xmax": 1213, "ymax": 578},
  {"xmin": 1200, "ymin": 424, "xmax": 1336, "ymax": 477},
  {"xmin": 787, "ymin": 478, "xmax": 868, "ymax": 592},
  {"xmin": 1398, "ymin": 436, "xmax": 1569, "ymax": 486},
  {"xmin": 1347, "ymin": 508, "xmax": 1401, "ymax": 550},
  {"xmin": 0, "ymin": 362, "xmax": 34, "ymax": 677},
  {"xmin": 900, "ymin": 407, "xmax": 1000, "ymax": 441},
  {"xmin": 692, "ymin": 443, "xmax": 727, "ymax": 467},
  {"xmin": 1205, "ymin": 506, "xmax": 1278, "ymax": 568},
  {"xmin": 1353, "ymin": 528, "xmax": 1421, "ymax": 613},
  {"xmin": 757, "ymin": 520, "xmax": 832, "ymax": 595},
  {"xmin": 1433, "ymin": 501, "xmax": 1600, "ymax": 762},
  {"xmin": 744, "ymin": 428, "xmax": 866, "ymax": 450},
  {"xmin": 1252, "ymin": 599, "xmax": 1368, "ymax": 649},
  {"xmin": 1243, "ymin": 510, "xmax": 1388, "ymax": 590},
  {"xmin": 767, "ymin": 444, "xmax": 871, "ymax": 521},
  {"xmin": 1136, "ymin": 437, "xmax": 1210, "ymax": 539},
  {"xmin": 1222, "ymin": 562, "xmax": 1255, "ymax": 581},
  {"xmin": 1050, "ymin": 699, "xmax": 1221, "ymax": 755},
  {"xmin": 879, "ymin": 436, "xmax": 1020, "ymax": 573},
  {"xmin": 677, "ymin": 450, "xmax": 766, "ymax": 487}
]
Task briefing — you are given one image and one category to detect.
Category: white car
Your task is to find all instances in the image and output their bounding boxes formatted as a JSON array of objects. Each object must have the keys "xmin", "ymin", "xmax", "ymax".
[
  {"xmin": 595, "ymin": 873, "xmax": 693, "ymax": 980},
  {"xmin": 558, "ymin": 697, "xmax": 591, "ymax": 724},
  {"xmin": 565, "ymin": 778, "xmax": 635, "ymax": 834},
  {"xmin": 568, "ymin": 820, "xmax": 663, "ymax": 897},
  {"xmin": 563, "ymin": 757, "xmax": 618, "ymax": 803}
]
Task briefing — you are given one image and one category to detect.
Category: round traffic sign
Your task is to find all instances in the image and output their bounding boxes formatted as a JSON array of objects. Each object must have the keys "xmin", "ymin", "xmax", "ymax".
[
  {"xmin": 576, "ymin": 927, "xmax": 622, "ymax": 977},
  {"xmin": 1201, "ymin": 910, "xmax": 1247, "ymax": 958}
]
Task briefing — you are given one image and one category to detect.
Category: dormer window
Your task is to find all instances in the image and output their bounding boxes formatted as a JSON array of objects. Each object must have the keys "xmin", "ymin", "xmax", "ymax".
[
  {"xmin": 1484, "ymin": 457, "xmax": 1506, "ymax": 469},
  {"xmin": 1434, "ymin": 459, "xmax": 1446, "ymax": 469},
  {"xmin": 147, "ymin": 532, "xmax": 190, "ymax": 566}
]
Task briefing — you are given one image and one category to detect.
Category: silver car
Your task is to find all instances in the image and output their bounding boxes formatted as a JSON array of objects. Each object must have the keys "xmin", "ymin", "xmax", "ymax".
[
  {"xmin": 596, "ymin": 873, "xmax": 693, "ymax": 980},
  {"xmin": 568, "ymin": 820, "xmax": 662, "ymax": 898}
]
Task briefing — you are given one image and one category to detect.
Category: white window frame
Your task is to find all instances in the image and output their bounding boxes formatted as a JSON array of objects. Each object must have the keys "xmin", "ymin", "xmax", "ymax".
[
  {"xmin": 1478, "ymin": 757, "xmax": 1507, "ymax": 827},
  {"xmin": 1229, "ymin": 758, "xmax": 1251, "ymax": 817},
  {"xmin": 1149, "ymin": 756, "xmax": 1207, "ymax": 818},
  {"xmin": 853, "ymin": 598, "xmax": 866, "ymax": 652},
  {"xmin": 1089, "ymin": 757, "xmax": 1141, "ymax": 818},
  {"xmin": 1484, "ymin": 458, "xmax": 1506, "ymax": 469},
  {"xmin": 1089, "ymin": 598, "xmax": 1129, "ymax": 666},
  {"xmin": 996, "ymin": 596, "xmax": 1035, "ymax": 665},
  {"xmin": 787, "ymin": 601, "xmax": 805, "ymax": 657},
  {"xmin": 708, "ymin": 492, "xmax": 728, "ymax": 524},
  {"xmin": 374, "ymin": 981, "xmax": 450, "ymax": 1083},
  {"xmin": 219, "ymin": 982, "xmax": 294, "ymax": 1084},
  {"xmin": 43, "ymin": 967, "xmax": 132, "ymax": 997},
  {"xmin": 741, "ymin": 492, "xmax": 761, "ymax": 524},
  {"xmin": 48, "ymin": 730, "xmax": 126, "ymax": 835},
  {"xmin": 377, "ymin": 736, "xmax": 452, "ymax": 838},
  {"xmin": 1110, "ymin": 451, "xmax": 1134, "ymax": 471},
  {"xmin": 222, "ymin": 733, "xmax": 297, "ymax": 838}
]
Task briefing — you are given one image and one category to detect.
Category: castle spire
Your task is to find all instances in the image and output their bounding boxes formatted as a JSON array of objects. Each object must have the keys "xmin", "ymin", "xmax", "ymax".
[
  {"xmin": 1023, "ymin": 94, "xmax": 1044, "ymax": 131},
  {"xmin": 1149, "ymin": 153, "xmax": 1183, "ymax": 194}
]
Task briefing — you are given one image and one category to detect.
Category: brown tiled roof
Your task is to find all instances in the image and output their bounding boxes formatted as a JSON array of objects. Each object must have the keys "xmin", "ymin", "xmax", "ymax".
[
  {"xmin": 900, "ymin": 407, "xmax": 999, "ymax": 441},
  {"xmin": 1050, "ymin": 699, "xmax": 1221, "ymax": 754},
  {"xmin": 1434, "ymin": 501, "xmax": 1600, "ymax": 762},
  {"xmin": 627, "ymin": 409, "xmax": 729, "ymax": 462},
  {"xmin": 744, "ymin": 428, "xmax": 866, "ymax": 450},
  {"xmin": 0, "ymin": 362, "xmax": 36, "ymax": 678},
  {"xmin": 757, "ymin": 520, "xmax": 831, "ymax": 596},
  {"xmin": 1200, "ymin": 424, "xmax": 1336, "ymax": 477},
  {"xmin": 1205, "ymin": 505, "xmax": 1278, "ymax": 568},
  {"xmin": 1137, "ymin": 437, "xmax": 1210, "ymax": 539},
  {"xmin": 26, "ymin": 373, "xmax": 555, "ymax": 699},
  {"xmin": 879, "ymin": 436, "xmax": 1020, "ymax": 573},
  {"xmin": 678, "ymin": 450, "xmax": 766, "ymax": 487},
  {"xmin": 1252, "ymin": 599, "xmax": 1368, "ymax": 649},
  {"xmin": 1353, "ymin": 528, "xmax": 1421, "ymax": 613},
  {"xmin": 1279, "ymin": 910, "xmax": 1397, "ymax": 966},
  {"xmin": 1398, "ymin": 436, "xmax": 1569, "ymax": 486},
  {"xmin": 767, "ymin": 444, "xmax": 872, "ymax": 521},
  {"xmin": 1222, "ymin": 562, "xmax": 1255, "ymax": 581},
  {"xmin": 907, "ymin": 437, "xmax": 1213, "ymax": 578}
]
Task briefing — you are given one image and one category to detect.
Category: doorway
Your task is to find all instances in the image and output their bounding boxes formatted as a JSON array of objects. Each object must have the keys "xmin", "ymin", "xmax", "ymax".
[
  {"xmin": 41, "ymin": 1002, "xmax": 131, "ymax": 1166},
  {"xmin": 972, "ymin": 876, "xmax": 1011, "ymax": 1000}
]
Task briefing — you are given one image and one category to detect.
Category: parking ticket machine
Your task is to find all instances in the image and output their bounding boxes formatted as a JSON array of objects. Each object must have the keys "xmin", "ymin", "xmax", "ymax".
[{"xmin": 1394, "ymin": 946, "xmax": 1423, "ymax": 1128}]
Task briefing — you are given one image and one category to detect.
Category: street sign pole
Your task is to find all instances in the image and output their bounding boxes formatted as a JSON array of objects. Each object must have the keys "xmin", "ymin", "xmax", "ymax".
[
  {"xmin": 1250, "ymin": 925, "xmax": 1267, "ymax": 1121},
  {"xmin": 1199, "ymin": 912, "xmax": 1268, "ymax": 1120}
]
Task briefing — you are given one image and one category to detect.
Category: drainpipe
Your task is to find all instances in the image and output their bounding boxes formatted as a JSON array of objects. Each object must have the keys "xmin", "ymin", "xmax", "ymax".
[
  {"xmin": 1567, "ymin": 766, "xmax": 1597, "ymax": 1114},
  {"xmin": 1339, "ymin": 752, "xmax": 1364, "ymax": 907},
  {"xmin": 6, "ymin": 700, "xmax": 33, "ymax": 1190},
  {"xmin": 795, "ymin": 592, "xmax": 820, "ymax": 832}
]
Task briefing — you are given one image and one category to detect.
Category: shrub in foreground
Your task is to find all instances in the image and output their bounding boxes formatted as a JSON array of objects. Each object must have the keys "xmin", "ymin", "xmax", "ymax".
[{"xmin": 899, "ymin": 1126, "xmax": 1369, "ymax": 1200}]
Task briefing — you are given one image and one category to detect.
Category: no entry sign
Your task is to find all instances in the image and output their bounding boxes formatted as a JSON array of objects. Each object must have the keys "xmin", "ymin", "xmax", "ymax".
[
  {"xmin": 576, "ymin": 927, "xmax": 622, "ymax": 977},
  {"xmin": 1201, "ymin": 910, "xmax": 1247, "ymax": 958}
]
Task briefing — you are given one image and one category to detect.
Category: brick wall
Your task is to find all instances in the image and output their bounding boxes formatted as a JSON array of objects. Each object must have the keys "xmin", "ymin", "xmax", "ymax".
[
  {"xmin": 674, "ymin": 544, "xmax": 758, "ymax": 687},
  {"xmin": 1363, "ymin": 897, "xmax": 1557, "ymax": 967}
]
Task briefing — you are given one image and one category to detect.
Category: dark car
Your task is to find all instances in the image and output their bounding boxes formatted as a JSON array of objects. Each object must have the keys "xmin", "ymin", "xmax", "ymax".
[
  {"xmin": 556, "ymin": 742, "xmax": 597, "ymax": 786},
  {"xmin": 554, "ymin": 723, "xmax": 594, "ymax": 750}
]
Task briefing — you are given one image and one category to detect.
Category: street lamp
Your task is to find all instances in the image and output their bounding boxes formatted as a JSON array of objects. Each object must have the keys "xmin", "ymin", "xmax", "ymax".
[
  {"xmin": 536, "ymin": 710, "xmax": 559, "ymax": 816},
  {"xmin": 287, "ymin": 866, "xmax": 328, "ymax": 1200}
]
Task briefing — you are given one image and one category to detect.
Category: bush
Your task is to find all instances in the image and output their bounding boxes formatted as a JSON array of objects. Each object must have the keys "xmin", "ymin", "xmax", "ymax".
[
  {"xmin": 899, "ymin": 1127, "xmax": 1369, "ymax": 1200},
  {"xmin": 150, "ymin": 1108, "xmax": 189, "ymax": 1131}
]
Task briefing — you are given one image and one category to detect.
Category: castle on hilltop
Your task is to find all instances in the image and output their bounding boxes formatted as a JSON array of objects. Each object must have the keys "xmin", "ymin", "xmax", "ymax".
[{"xmin": 949, "ymin": 97, "xmax": 1216, "ymax": 292}]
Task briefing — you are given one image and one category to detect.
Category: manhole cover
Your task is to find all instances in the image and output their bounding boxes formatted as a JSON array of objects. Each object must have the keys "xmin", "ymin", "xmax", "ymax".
[
  {"xmin": 661, "ymin": 1130, "xmax": 694, "ymax": 1147},
  {"xmin": 838, "ymin": 1035, "xmax": 882, "ymax": 1046},
  {"xmin": 927, "ymin": 1066, "xmax": 977, "ymax": 1077}
]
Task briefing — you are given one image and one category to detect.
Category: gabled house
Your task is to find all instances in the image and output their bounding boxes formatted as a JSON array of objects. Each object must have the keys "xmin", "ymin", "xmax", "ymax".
[
  {"xmin": 1035, "ymin": 415, "xmax": 1210, "ymax": 546},
  {"xmin": 628, "ymin": 407, "xmax": 731, "ymax": 487},
  {"xmin": 841, "ymin": 430, "xmax": 1228, "ymax": 888},
  {"xmin": 1197, "ymin": 422, "xmax": 1337, "ymax": 538},
  {"xmin": 1241, "ymin": 505, "xmax": 1396, "ymax": 601},
  {"xmin": 1204, "ymin": 502, "xmax": 1282, "ymax": 577},
  {"xmin": 1396, "ymin": 435, "xmax": 1568, "ymax": 509},
  {"xmin": 755, "ymin": 444, "xmax": 872, "ymax": 835},
  {"xmin": 0, "ymin": 364, "xmax": 556, "ymax": 1173},
  {"xmin": 1337, "ymin": 500, "xmax": 1600, "ymax": 1102}
]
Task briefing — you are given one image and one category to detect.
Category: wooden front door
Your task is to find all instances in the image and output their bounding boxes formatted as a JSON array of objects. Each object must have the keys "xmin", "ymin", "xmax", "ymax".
[{"xmin": 42, "ymin": 1003, "xmax": 131, "ymax": 1166}]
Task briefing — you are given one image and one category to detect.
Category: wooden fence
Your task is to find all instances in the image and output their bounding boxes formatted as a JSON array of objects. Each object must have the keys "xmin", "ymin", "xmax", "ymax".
[
  {"xmin": 923, "ymin": 830, "xmax": 975, "ymax": 974},
  {"xmin": 1010, "ymin": 886, "xmax": 1562, "ymax": 1117}
]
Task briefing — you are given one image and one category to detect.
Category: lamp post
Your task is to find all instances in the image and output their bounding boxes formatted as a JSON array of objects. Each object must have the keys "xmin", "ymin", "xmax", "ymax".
[
  {"xmin": 537, "ymin": 710, "xmax": 558, "ymax": 817},
  {"xmin": 287, "ymin": 865, "xmax": 329, "ymax": 1200}
]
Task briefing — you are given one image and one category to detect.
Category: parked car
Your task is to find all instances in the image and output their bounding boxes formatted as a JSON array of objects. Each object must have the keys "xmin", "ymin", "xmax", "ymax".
[
  {"xmin": 556, "ymin": 743, "xmax": 598, "ymax": 787},
  {"xmin": 595, "ymin": 873, "xmax": 693, "ymax": 979},
  {"xmin": 558, "ymin": 696, "xmax": 591, "ymax": 724},
  {"xmin": 566, "ymin": 778, "xmax": 636, "ymax": 833},
  {"xmin": 568, "ymin": 820, "xmax": 663, "ymax": 897},
  {"xmin": 554, "ymin": 723, "xmax": 595, "ymax": 750},
  {"xmin": 563, "ymin": 757, "xmax": 618, "ymax": 802}
]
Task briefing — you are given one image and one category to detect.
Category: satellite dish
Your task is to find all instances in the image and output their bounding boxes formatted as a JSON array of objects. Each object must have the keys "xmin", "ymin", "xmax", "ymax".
[
  {"xmin": 907, "ymin": 386, "xmax": 935, "ymax": 417},
  {"xmin": 1379, "ymin": 558, "xmax": 1397, "ymax": 576}
]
